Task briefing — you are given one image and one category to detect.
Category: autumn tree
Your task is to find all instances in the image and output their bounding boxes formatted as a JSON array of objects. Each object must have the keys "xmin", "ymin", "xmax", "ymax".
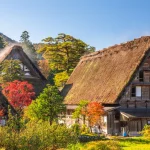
[
  {"xmin": 0, "ymin": 36, "xmax": 6, "ymax": 48},
  {"xmin": 0, "ymin": 108, "xmax": 4, "ymax": 117},
  {"xmin": 20, "ymin": 31, "xmax": 37, "ymax": 63},
  {"xmin": 86, "ymin": 102, "xmax": 104, "ymax": 128},
  {"xmin": 2, "ymin": 80, "xmax": 35, "ymax": 111},
  {"xmin": 0, "ymin": 60, "xmax": 23, "ymax": 84},
  {"xmin": 72, "ymin": 100, "xmax": 89, "ymax": 124},
  {"xmin": 26, "ymin": 85, "xmax": 65, "ymax": 125}
]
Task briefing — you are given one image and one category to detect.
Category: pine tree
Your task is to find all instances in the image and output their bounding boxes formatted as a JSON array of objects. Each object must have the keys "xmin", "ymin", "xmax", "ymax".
[
  {"xmin": 0, "ymin": 36, "xmax": 6, "ymax": 48},
  {"xmin": 20, "ymin": 31, "xmax": 37, "ymax": 63}
]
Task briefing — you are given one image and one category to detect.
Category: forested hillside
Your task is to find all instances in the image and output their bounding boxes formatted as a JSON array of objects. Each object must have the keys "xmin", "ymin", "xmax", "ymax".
[{"xmin": 0, "ymin": 33, "xmax": 16, "ymax": 44}]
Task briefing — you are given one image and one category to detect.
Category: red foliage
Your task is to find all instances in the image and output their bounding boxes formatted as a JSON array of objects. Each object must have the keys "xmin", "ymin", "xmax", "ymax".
[
  {"xmin": 86, "ymin": 102, "xmax": 104, "ymax": 126},
  {"xmin": 0, "ymin": 109, "xmax": 4, "ymax": 117},
  {"xmin": 2, "ymin": 80, "xmax": 35, "ymax": 110}
]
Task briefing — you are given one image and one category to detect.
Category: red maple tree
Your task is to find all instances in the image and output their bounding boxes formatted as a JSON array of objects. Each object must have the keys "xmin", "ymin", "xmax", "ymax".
[
  {"xmin": 2, "ymin": 80, "xmax": 35, "ymax": 110},
  {"xmin": 86, "ymin": 102, "xmax": 104, "ymax": 126},
  {"xmin": 0, "ymin": 109, "xmax": 4, "ymax": 117}
]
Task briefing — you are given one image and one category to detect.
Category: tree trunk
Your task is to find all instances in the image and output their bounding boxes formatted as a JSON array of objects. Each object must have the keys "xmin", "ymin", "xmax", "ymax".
[
  {"xmin": 50, "ymin": 119, "xmax": 53, "ymax": 125},
  {"xmin": 83, "ymin": 115, "xmax": 85, "ymax": 125}
]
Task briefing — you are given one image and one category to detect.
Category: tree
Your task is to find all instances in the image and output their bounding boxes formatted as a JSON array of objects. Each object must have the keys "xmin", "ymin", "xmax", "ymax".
[
  {"xmin": 0, "ymin": 60, "xmax": 23, "ymax": 84},
  {"xmin": 0, "ymin": 108, "xmax": 4, "ymax": 117},
  {"xmin": 2, "ymin": 80, "xmax": 35, "ymax": 111},
  {"xmin": 20, "ymin": 31, "xmax": 37, "ymax": 63},
  {"xmin": 20, "ymin": 31, "xmax": 30, "ymax": 43},
  {"xmin": 38, "ymin": 60, "xmax": 50, "ymax": 79},
  {"xmin": 72, "ymin": 100, "xmax": 89, "ymax": 124},
  {"xmin": 86, "ymin": 102, "xmax": 104, "ymax": 127},
  {"xmin": 0, "ymin": 36, "xmax": 6, "ymax": 48},
  {"xmin": 54, "ymin": 71, "xmax": 69, "ymax": 88},
  {"xmin": 26, "ymin": 85, "xmax": 65, "ymax": 125},
  {"xmin": 38, "ymin": 33, "xmax": 95, "ymax": 74}
]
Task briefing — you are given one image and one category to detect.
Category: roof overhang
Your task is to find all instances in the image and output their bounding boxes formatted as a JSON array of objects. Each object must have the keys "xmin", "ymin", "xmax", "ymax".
[{"xmin": 120, "ymin": 109, "xmax": 150, "ymax": 119}]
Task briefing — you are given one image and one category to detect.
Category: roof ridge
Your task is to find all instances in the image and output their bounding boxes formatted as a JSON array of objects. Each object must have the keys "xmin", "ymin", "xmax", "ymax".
[{"xmin": 81, "ymin": 36, "xmax": 150, "ymax": 61}]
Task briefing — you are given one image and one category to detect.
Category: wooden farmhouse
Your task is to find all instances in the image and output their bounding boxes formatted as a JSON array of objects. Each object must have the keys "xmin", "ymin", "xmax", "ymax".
[
  {"xmin": 62, "ymin": 36, "xmax": 150, "ymax": 136},
  {"xmin": 0, "ymin": 45, "xmax": 47, "ymax": 125}
]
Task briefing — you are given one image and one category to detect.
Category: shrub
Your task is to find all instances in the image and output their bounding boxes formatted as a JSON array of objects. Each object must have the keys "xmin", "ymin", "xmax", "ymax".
[
  {"xmin": 71, "ymin": 123, "xmax": 81, "ymax": 136},
  {"xmin": 0, "ymin": 121, "xmax": 78, "ymax": 150},
  {"xmin": 141, "ymin": 125, "xmax": 150, "ymax": 139},
  {"xmin": 81, "ymin": 124, "xmax": 90, "ymax": 134},
  {"xmin": 78, "ymin": 134, "xmax": 101, "ymax": 142}
]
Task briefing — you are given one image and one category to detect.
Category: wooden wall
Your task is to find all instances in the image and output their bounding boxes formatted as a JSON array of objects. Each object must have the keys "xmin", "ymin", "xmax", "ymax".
[{"xmin": 120, "ymin": 57, "xmax": 150, "ymax": 108}]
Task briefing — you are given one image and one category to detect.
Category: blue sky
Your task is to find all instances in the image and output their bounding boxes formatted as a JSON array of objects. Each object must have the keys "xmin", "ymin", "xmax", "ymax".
[{"xmin": 1, "ymin": 0, "xmax": 150, "ymax": 50}]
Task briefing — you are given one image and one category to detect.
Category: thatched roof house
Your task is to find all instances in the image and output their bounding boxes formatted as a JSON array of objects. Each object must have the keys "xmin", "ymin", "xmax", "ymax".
[
  {"xmin": 62, "ymin": 36, "xmax": 150, "ymax": 104},
  {"xmin": 62, "ymin": 36, "xmax": 150, "ymax": 136},
  {"xmin": 0, "ymin": 45, "xmax": 47, "ymax": 122},
  {"xmin": 0, "ymin": 45, "xmax": 47, "ymax": 94}
]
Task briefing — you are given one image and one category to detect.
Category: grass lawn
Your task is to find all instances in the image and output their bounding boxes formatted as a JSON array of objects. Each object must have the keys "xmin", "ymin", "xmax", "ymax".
[
  {"xmin": 67, "ymin": 137, "xmax": 150, "ymax": 150},
  {"xmin": 119, "ymin": 137, "xmax": 150, "ymax": 150}
]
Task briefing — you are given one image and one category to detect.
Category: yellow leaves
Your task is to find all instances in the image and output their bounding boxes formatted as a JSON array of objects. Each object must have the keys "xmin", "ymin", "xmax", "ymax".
[{"xmin": 54, "ymin": 71, "xmax": 69, "ymax": 87}]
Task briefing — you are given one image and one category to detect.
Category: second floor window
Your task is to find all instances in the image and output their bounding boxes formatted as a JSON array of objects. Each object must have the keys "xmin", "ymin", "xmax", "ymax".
[
  {"xmin": 139, "ymin": 71, "xmax": 144, "ymax": 82},
  {"xmin": 131, "ymin": 86, "xmax": 141, "ymax": 97}
]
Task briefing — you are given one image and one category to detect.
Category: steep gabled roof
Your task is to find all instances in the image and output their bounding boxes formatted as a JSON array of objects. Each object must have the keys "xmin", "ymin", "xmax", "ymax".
[
  {"xmin": 0, "ymin": 45, "xmax": 47, "ymax": 114},
  {"xmin": 0, "ymin": 45, "xmax": 46, "ymax": 80},
  {"xmin": 62, "ymin": 36, "xmax": 150, "ymax": 104}
]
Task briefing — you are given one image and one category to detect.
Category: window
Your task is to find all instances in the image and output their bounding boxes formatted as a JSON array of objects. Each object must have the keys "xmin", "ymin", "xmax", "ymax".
[
  {"xmin": 135, "ymin": 71, "xmax": 144, "ymax": 82},
  {"xmin": 131, "ymin": 86, "xmax": 141, "ymax": 97},
  {"xmin": 131, "ymin": 86, "xmax": 136, "ymax": 97},
  {"xmin": 103, "ymin": 116, "xmax": 107, "ymax": 123},
  {"xmin": 136, "ymin": 86, "xmax": 141, "ymax": 97},
  {"xmin": 139, "ymin": 71, "xmax": 144, "ymax": 82},
  {"xmin": 24, "ymin": 65, "xmax": 29, "ymax": 71},
  {"xmin": 24, "ymin": 72, "xmax": 31, "ymax": 76}
]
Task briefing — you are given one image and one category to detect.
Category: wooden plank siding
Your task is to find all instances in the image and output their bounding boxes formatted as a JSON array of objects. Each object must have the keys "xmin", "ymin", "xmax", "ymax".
[{"xmin": 120, "ymin": 57, "xmax": 150, "ymax": 108}]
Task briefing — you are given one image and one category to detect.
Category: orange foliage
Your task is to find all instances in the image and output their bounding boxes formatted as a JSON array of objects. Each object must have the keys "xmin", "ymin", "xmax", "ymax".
[{"xmin": 86, "ymin": 102, "xmax": 104, "ymax": 126}]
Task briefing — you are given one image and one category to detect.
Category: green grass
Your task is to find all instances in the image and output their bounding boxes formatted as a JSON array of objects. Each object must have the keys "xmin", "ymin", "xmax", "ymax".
[
  {"xmin": 119, "ymin": 137, "xmax": 150, "ymax": 150},
  {"xmin": 67, "ymin": 137, "xmax": 150, "ymax": 150}
]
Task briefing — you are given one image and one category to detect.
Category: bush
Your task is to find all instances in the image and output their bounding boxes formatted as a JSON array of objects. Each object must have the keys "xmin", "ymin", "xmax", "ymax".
[
  {"xmin": 0, "ymin": 121, "xmax": 78, "ymax": 150},
  {"xmin": 141, "ymin": 125, "xmax": 150, "ymax": 139},
  {"xmin": 81, "ymin": 124, "xmax": 90, "ymax": 134},
  {"xmin": 71, "ymin": 123, "xmax": 81, "ymax": 136},
  {"xmin": 78, "ymin": 134, "xmax": 101, "ymax": 142}
]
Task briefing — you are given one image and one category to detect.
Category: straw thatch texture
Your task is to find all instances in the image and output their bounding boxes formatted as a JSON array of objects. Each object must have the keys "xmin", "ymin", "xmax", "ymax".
[{"xmin": 62, "ymin": 36, "xmax": 150, "ymax": 104}]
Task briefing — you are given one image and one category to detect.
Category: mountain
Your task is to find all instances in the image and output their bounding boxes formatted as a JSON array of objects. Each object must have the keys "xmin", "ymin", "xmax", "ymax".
[{"xmin": 0, "ymin": 32, "xmax": 17, "ymax": 44}]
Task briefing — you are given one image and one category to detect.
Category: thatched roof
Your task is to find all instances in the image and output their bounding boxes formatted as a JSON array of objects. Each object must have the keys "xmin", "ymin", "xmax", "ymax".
[
  {"xmin": 0, "ymin": 45, "xmax": 48, "ymax": 104},
  {"xmin": 0, "ymin": 45, "xmax": 46, "ymax": 80},
  {"xmin": 0, "ymin": 45, "xmax": 47, "ymax": 114},
  {"xmin": 62, "ymin": 36, "xmax": 150, "ymax": 105}
]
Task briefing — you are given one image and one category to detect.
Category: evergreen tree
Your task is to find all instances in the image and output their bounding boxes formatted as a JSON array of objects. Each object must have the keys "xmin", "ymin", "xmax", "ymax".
[
  {"xmin": 26, "ymin": 85, "xmax": 66, "ymax": 125},
  {"xmin": 0, "ymin": 60, "xmax": 23, "ymax": 84},
  {"xmin": 0, "ymin": 36, "xmax": 6, "ymax": 48},
  {"xmin": 38, "ymin": 33, "xmax": 95, "ymax": 87},
  {"xmin": 39, "ymin": 33, "xmax": 95, "ymax": 74},
  {"xmin": 20, "ymin": 31, "xmax": 37, "ymax": 63}
]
